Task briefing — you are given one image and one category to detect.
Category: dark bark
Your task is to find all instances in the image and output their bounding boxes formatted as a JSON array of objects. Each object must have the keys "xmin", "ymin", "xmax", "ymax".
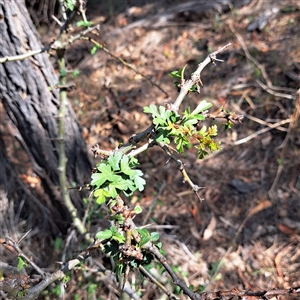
[{"xmin": 0, "ymin": 0, "xmax": 91, "ymax": 234}]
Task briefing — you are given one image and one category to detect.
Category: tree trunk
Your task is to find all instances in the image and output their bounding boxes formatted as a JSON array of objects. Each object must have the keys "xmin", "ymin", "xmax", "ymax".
[{"xmin": 0, "ymin": 0, "xmax": 91, "ymax": 235}]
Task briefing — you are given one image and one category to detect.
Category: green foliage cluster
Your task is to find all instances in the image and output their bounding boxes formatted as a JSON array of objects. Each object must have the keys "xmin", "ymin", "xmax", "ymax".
[
  {"xmin": 144, "ymin": 101, "xmax": 221, "ymax": 158},
  {"xmin": 96, "ymin": 225, "xmax": 162, "ymax": 281},
  {"xmin": 91, "ymin": 152, "xmax": 146, "ymax": 204},
  {"xmin": 89, "ymin": 65, "xmax": 225, "ymax": 284},
  {"xmin": 84, "ymin": 58, "xmax": 234, "ymax": 295}
]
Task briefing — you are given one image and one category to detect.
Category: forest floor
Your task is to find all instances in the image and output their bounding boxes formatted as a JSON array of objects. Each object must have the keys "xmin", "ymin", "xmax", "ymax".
[
  {"xmin": 63, "ymin": 0, "xmax": 300, "ymax": 299},
  {"xmin": 6, "ymin": 0, "xmax": 299, "ymax": 299}
]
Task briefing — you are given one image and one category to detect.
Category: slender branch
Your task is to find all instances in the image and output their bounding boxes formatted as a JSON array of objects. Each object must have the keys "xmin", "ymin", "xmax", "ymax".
[
  {"xmin": 231, "ymin": 103, "xmax": 287, "ymax": 131},
  {"xmin": 0, "ymin": 44, "xmax": 53, "ymax": 63},
  {"xmin": 81, "ymin": 36, "xmax": 169, "ymax": 97},
  {"xmin": 4, "ymin": 236, "xmax": 46, "ymax": 278},
  {"xmin": 57, "ymin": 49, "xmax": 88, "ymax": 236},
  {"xmin": 158, "ymin": 142, "xmax": 205, "ymax": 201},
  {"xmin": 256, "ymin": 79, "xmax": 295, "ymax": 100},
  {"xmin": 139, "ymin": 265, "xmax": 178, "ymax": 299},
  {"xmin": 77, "ymin": 0, "xmax": 89, "ymax": 24},
  {"xmin": 228, "ymin": 22, "xmax": 296, "ymax": 100},
  {"xmin": 0, "ymin": 25, "xmax": 99, "ymax": 64},
  {"xmin": 173, "ymin": 43, "xmax": 231, "ymax": 111},
  {"xmin": 143, "ymin": 243, "xmax": 199, "ymax": 299},
  {"xmin": 229, "ymin": 118, "xmax": 293, "ymax": 145}
]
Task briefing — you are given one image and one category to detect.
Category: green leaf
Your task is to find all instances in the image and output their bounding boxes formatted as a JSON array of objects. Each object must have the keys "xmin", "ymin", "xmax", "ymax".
[
  {"xmin": 110, "ymin": 226, "xmax": 118, "ymax": 234},
  {"xmin": 129, "ymin": 156, "xmax": 139, "ymax": 167},
  {"xmin": 136, "ymin": 228, "xmax": 149, "ymax": 236},
  {"xmin": 91, "ymin": 172, "xmax": 107, "ymax": 188},
  {"xmin": 207, "ymin": 124, "xmax": 218, "ymax": 136},
  {"xmin": 174, "ymin": 135, "xmax": 189, "ymax": 153},
  {"xmin": 107, "ymin": 184, "xmax": 118, "ymax": 198},
  {"xmin": 112, "ymin": 232, "xmax": 125, "ymax": 243},
  {"xmin": 168, "ymin": 70, "xmax": 182, "ymax": 79},
  {"xmin": 169, "ymin": 65, "xmax": 187, "ymax": 80},
  {"xmin": 91, "ymin": 45, "xmax": 99, "ymax": 55},
  {"xmin": 115, "ymin": 263, "xmax": 124, "ymax": 282},
  {"xmin": 108, "ymin": 152, "xmax": 122, "ymax": 171},
  {"xmin": 196, "ymin": 285, "xmax": 205, "ymax": 293},
  {"xmin": 17, "ymin": 257, "xmax": 27, "ymax": 270},
  {"xmin": 197, "ymin": 149, "xmax": 209, "ymax": 159},
  {"xmin": 136, "ymin": 228, "xmax": 151, "ymax": 247},
  {"xmin": 77, "ymin": 20, "xmax": 93, "ymax": 27},
  {"xmin": 96, "ymin": 229, "xmax": 113, "ymax": 240},
  {"xmin": 120, "ymin": 156, "xmax": 136, "ymax": 176},
  {"xmin": 193, "ymin": 114, "xmax": 205, "ymax": 121},
  {"xmin": 198, "ymin": 125, "xmax": 207, "ymax": 135},
  {"xmin": 65, "ymin": 0, "xmax": 75, "ymax": 11},
  {"xmin": 112, "ymin": 179, "xmax": 129, "ymax": 190},
  {"xmin": 191, "ymin": 100, "xmax": 212, "ymax": 115},
  {"xmin": 98, "ymin": 164, "xmax": 119, "ymax": 182},
  {"xmin": 155, "ymin": 129, "xmax": 171, "ymax": 143},
  {"xmin": 189, "ymin": 84, "xmax": 198, "ymax": 92},
  {"xmin": 54, "ymin": 237, "xmax": 63, "ymax": 250},
  {"xmin": 143, "ymin": 104, "xmax": 159, "ymax": 115},
  {"xmin": 94, "ymin": 189, "xmax": 106, "ymax": 204},
  {"xmin": 72, "ymin": 69, "xmax": 80, "ymax": 78},
  {"xmin": 134, "ymin": 205, "xmax": 142, "ymax": 214},
  {"xmin": 181, "ymin": 118, "xmax": 198, "ymax": 127},
  {"xmin": 156, "ymin": 242, "xmax": 162, "ymax": 249},
  {"xmin": 224, "ymin": 121, "xmax": 232, "ymax": 129},
  {"xmin": 123, "ymin": 179, "xmax": 136, "ymax": 194},
  {"xmin": 139, "ymin": 235, "xmax": 151, "ymax": 247},
  {"xmin": 134, "ymin": 174, "xmax": 146, "ymax": 192},
  {"xmin": 151, "ymin": 232, "xmax": 160, "ymax": 242},
  {"xmin": 59, "ymin": 69, "xmax": 68, "ymax": 77}
]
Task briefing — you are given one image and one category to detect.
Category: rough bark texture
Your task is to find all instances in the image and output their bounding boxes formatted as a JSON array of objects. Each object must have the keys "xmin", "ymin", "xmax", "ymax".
[{"xmin": 0, "ymin": 0, "xmax": 91, "ymax": 234}]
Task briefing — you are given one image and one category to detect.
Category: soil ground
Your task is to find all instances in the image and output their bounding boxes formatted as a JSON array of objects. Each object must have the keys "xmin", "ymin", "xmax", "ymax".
[{"xmin": 1, "ymin": 0, "xmax": 300, "ymax": 299}]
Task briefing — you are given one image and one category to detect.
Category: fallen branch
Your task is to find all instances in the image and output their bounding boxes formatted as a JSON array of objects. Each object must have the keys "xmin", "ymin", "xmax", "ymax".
[{"xmin": 228, "ymin": 21, "xmax": 297, "ymax": 100}]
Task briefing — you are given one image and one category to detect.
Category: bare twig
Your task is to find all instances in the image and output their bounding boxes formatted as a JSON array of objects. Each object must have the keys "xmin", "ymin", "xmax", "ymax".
[
  {"xmin": 0, "ymin": 25, "xmax": 99, "ymax": 64},
  {"xmin": 17, "ymin": 229, "xmax": 32, "ymax": 245},
  {"xmin": 4, "ymin": 236, "xmax": 46, "ymax": 278},
  {"xmin": 81, "ymin": 36, "xmax": 169, "ymax": 97},
  {"xmin": 158, "ymin": 142, "xmax": 205, "ymax": 201},
  {"xmin": 139, "ymin": 265, "xmax": 178, "ymax": 299},
  {"xmin": 256, "ymin": 79, "xmax": 295, "ymax": 100},
  {"xmin": 228, "ymin": 22, "xmax": 297, "ymax": 100},
  {"xmin": 231, "ymin": 103, "xmax": 288, "ymax": 132},
  {"xmin": 143, "ymin": 242, "xmax": 203, "ymax": 300},
  {"xmin": 229, "ymin": 118, "xmax": 293, "ymax": 145},
  {"xmin": 0, "ymin": 44, "xmax": 54, "ymax": 63},
  {"xmin": 268, "ymin": 89, "xmax": 300, "ymax": 199}
]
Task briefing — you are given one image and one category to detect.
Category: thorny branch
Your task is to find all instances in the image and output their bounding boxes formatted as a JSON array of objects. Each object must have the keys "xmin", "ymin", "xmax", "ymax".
[
  {"xmin": 90, "ymin": 43, "xmax": 233, "ymax": 202},
  {"xmin": 1, "ymin": 1, "xmax": 298, "ymax": 298},
  {"xmin": 158, "ymin": 142, "xmax": 205, "ymax": 202},
  {"xmin": 0, "ymin": 24, "xmax": 99, "ymax": 64},
  {"xmin": 172, "ymin": 43, "xmax": 231, "ymax": 111}
]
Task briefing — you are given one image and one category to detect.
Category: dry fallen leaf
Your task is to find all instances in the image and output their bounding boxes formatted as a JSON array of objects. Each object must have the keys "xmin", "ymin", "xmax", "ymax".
[
  {"xmin": 247, "ymin": 200, "xmax": 272, "ymax": 219},
  {"xmin": 203, "ymin": 215, "xmax": 217, "ymax": 241},
  {"xmin": 277, "ymin": 223, "xmax": 296, "ymax": 235}
]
